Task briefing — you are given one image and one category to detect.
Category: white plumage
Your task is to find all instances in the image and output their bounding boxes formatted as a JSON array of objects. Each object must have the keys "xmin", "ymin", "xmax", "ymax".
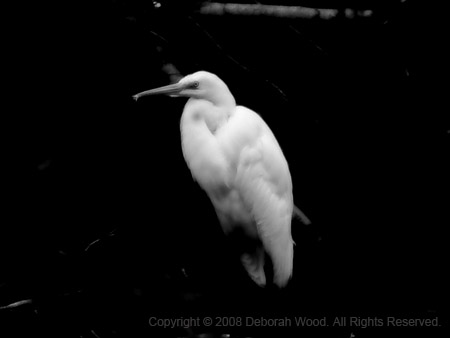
[{"xmin": 134, "ymin": 71, "xmax": 309, "ymax": 287}]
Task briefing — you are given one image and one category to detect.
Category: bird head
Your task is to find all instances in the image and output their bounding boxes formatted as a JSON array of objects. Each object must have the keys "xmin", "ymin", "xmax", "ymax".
[{"xmin": 133, "ymin": 71, "xmax": 236, "ymax": 109}]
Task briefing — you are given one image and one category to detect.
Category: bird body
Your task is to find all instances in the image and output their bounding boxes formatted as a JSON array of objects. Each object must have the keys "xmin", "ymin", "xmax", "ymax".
[{"xmin": 134, "ymin": 71, "xmax": 307, "ymax": 287}]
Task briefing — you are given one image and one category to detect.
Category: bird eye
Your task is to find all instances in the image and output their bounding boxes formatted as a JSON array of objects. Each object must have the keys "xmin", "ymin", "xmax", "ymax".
[{"xmin": 192, "ymin": 81, "xmax": 199, "ymax": 89}]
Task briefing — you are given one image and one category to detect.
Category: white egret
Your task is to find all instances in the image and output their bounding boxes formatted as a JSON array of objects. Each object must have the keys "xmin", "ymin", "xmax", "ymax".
[{"xmin": 133, "ymin": 71, "xmax": 310, "ymax": 288}]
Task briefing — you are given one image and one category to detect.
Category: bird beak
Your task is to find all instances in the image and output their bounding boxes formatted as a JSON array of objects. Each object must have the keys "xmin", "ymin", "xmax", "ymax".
[{"xmin": 132, "ymin": 82, "xmax": 187, "ymax": 101}]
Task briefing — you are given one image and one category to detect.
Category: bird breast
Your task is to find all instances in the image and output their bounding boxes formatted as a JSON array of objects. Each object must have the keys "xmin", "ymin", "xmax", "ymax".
[{"xmin": 180, "ymin": 101, "xmax": 232, "ymax": 191}]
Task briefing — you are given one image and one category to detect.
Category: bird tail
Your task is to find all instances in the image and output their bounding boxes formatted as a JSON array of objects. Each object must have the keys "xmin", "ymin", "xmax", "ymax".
[
  {"xmin": 271, "ymin": 235, "xmax": 294, "ymax": 288},
  {"xmin": 293, "ymin": 205, "xmax": 311, "ymax": 225}
]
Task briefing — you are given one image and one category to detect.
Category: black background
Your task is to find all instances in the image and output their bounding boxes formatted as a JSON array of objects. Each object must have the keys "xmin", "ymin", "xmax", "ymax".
[{"xmin": 2, "ymin": 1, "xmax": 448, "ymax": 337}]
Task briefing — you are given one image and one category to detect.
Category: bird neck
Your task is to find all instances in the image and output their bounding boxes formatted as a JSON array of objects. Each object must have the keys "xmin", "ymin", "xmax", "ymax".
[
  {"xmin": 208, "ymin": 92, "xmax": 236, "ymax": 113},
  {"xmin": 183, "ymin": 98, "xmax": 234, "ymax": 134}
]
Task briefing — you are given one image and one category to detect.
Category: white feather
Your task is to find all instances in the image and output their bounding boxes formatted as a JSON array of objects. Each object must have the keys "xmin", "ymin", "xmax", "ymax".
[{"xmin": 136, "ymin": 71, "xmax": 305, "ymax": 287}]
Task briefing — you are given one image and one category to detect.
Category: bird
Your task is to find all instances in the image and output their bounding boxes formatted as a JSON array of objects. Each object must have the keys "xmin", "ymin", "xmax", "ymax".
[{"xmin": 133, "ymin": 71, "xmax": 310, "ymax": 287}]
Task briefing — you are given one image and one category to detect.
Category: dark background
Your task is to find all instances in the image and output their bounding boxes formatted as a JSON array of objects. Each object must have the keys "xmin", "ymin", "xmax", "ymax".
[{"xmin": 2, "ymin": 1, "xmax": 448, "ymax": 337}]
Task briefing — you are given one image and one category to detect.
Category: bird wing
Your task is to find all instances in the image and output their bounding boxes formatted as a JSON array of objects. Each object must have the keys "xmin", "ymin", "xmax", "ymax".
[{"xmin": 232, "ymin": 107, "xmax": 294, "ymax": 287}]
